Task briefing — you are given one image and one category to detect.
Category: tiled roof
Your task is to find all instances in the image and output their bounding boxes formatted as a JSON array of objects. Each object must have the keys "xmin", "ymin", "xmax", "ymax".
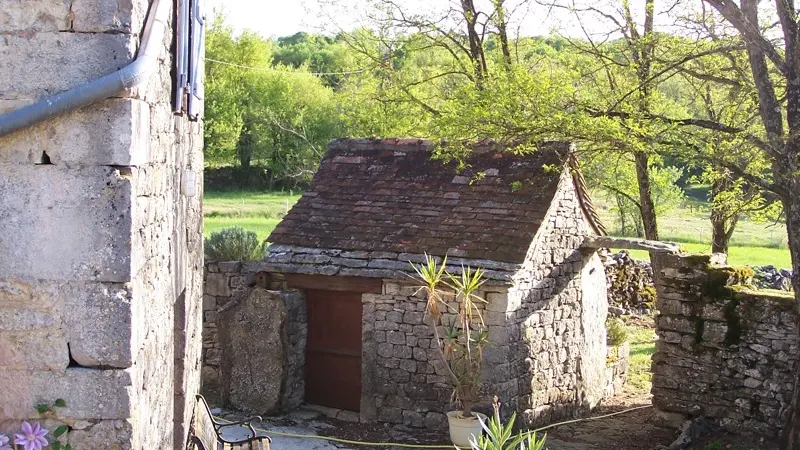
[{"xmin": 268, "ymin": 138, "xmax": 598, "ymax": 264}]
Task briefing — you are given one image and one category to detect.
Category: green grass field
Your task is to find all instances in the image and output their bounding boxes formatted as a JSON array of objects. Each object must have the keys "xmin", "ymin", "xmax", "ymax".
[
  {"xmin": 204, "ymin": 190, "xmax": 300, "ymax": 242},
  {"xmin": 625, "ymin": 324, "xmax": 657, "ymax": 393},
  {"xmin": 203, "ymin": 189, "xmax": 792, "ymax": 267}
]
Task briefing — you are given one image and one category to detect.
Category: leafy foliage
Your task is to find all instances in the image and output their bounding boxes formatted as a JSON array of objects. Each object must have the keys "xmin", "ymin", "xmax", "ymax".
[
  {"xmin": 35, "ymin": 399, "xmax": 72, "ymax": 450},
  {"xmin": 204, "ymin": 227, "xmax": 265, "ymax": 261}
]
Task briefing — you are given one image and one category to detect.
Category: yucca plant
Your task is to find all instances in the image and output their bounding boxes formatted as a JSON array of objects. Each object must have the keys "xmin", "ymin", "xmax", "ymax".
[
  {"xmin": 466, "ymin": 397, "xmax": 546, "ymax": 450},
  {"xmin": 410, "ymin": 254, "xmax": 488, "ymax": 418}
]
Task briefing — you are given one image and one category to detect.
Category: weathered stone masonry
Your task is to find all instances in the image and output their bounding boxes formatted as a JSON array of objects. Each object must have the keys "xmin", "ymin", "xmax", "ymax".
[
  {"xmin": 651, "ymin": 253, "xmax": 797, "ymax": 437},
  {"xmin": 0, "ymin": 2, "xmax": 203, "ymax": 449}
]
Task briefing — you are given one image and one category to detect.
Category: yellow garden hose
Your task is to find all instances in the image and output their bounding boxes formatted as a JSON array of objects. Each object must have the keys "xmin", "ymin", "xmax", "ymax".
[{"xmin": 215, "ymin": 404, "xmax": 652, "ymax": 448}]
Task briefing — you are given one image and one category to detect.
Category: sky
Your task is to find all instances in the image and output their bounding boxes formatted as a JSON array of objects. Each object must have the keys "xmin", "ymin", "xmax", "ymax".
[
  {"xmin": 205, "ymin": 0, "xmax": 580, "ymax": 39},
  {"xmin": 204, "ymin": 0, "xmax": 705, "ymax": 41}
]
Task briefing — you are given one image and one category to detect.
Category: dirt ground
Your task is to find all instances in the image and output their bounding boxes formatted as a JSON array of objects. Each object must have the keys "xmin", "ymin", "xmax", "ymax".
[{"xmin": 221, "ymin": 397, "xmax": 778, "ymax": 450}]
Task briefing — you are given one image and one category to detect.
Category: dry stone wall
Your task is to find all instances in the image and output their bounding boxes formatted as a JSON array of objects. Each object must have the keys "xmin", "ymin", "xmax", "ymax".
[
  {"xmin": 0, "ymin": 2, "xmax": 203, "ymax": 449},
  {"xmin": 361, "ymin": 282, "xmax": 496, "ymax": 428},
  {"xmin": 501, "ymin": 171, "xmax": 608, "ymax": 427},
  {"xmin": 651, "ymin": 253, "xmax": 797, "ymax": 437}
]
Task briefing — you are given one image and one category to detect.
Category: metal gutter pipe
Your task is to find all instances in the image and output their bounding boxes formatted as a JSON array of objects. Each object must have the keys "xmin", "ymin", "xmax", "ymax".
[{"xmin": 0, "ymin": 0, "xmax": 170, "ymax": 137}]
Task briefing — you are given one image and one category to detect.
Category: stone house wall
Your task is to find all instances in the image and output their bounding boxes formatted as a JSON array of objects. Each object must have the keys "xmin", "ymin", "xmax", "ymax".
[
  {"xmin": 0, "ymin": 2, "xmax": 203, "ymax": 449},
  {"xmin": 498, "ymin": 171, "xmax": 608, "ymax": 426},
  {"xmin": 202, "ymin": 261, "xmax": 259, "ymax": 404},
  {"xmin": 651, "ymin": 253, "xmax": 797, "ymax": 437}
]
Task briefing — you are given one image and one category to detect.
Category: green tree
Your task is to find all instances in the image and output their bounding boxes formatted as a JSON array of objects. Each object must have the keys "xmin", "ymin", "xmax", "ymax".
[{"xmin": 205, "ymin": 15, "xmax": 275, "ymax": 166}]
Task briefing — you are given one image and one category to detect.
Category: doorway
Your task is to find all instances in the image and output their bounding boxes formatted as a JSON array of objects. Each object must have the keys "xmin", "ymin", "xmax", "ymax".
[{"xmin": 304, "ymin": 289, "xmax": 363, "ymax": 411}]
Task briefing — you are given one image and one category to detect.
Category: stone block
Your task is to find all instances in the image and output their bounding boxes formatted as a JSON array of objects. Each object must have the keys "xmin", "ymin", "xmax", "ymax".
[
  {"xmin": 71, "ymin": 0, "xmax": 147, "ymax": 32},
  {"xmin": 387, "ymin": 330, "xmax": 406, "ymax": 345},
  {"xmin": 291, "ymin": 254, "xmax": 331, "ymax": 264},
  {"xmin": 63, "ymin": 283, "xmax": 134, "ymax": 368},
  {"xmin": 219, "ymin": 288, "xmax": 287, "ymax": 415},
  {"xmin": 0, "ymin": 280, "xmax": 59, "ymax": 330},
  {"xmin": 657, "ymin": 316, "xmax": 696, "ymax": 334},
  {"xmin": 67, "ymin": 419, "xmax": 133, "ymax": 449},
  {"xmin": 203, "ymin": 295, "xmax": 217, "ymax": 311},
  {"xmin": 701, "ymin": 321, "xmax": 728, "ymax": 345},
  {"xmin": 330, "ymin": 257, "xmax": 368, "ymax": 268},
  {"xmin": 204, "ymin": 273, "xmax": 230, "ymax": 297},
  {"xmin": 0, "ymin": 368, "xmax": 133, "ymax": 420},
  {"xmin": 0, "ymin": 165, "xmax": 133, "ymax": 282},
  {"xmin": 0, "ymin": 33, "xmax": 136, "ymax": 100},
  {"xmin": 0, "ymin": 99, "xmax": 150, "ymax": 166},
  {"xmin": 0, "ymin": 1, "xmax": 70, "ymax": 32},
  {"xmin": 486, "ymin": 291, "xmax": 509, "ymax": 312},
  {"xmin": 368, "ymin": 259, "xmax": 409, "ymax": 270},
  {"xmin": 0, "ymin": 329, "xmax": 68, "ymax": 371}
]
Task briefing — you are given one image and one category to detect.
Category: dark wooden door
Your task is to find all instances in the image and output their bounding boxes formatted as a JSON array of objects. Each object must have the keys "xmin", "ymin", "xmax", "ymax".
[{"xmin": 305, "ymin": 289, "xmax": 363, "ymax": 411}]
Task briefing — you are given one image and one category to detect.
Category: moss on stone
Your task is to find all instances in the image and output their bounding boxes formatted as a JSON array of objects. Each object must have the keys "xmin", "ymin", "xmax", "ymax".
[
  {"xmin": 682, "ymin": 254, "xmax": 712, "ymax": 267},
  {"xmin": 703, "ymin": 266, "xmax": 755, "ymax": 299},
  {"xmin": 735, "ymin": 289, "xmax": 797, "ymax": 311}
]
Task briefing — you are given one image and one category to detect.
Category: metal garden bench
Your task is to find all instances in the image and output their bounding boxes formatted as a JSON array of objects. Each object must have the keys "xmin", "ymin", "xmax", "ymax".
[{"xmin": 188, "ymin": 395, "xmax": 272, "ymax": 450}]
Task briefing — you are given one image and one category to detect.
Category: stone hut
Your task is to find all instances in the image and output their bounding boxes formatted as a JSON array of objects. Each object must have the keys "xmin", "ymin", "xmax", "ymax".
[{"xmin": 251, "ymin": 138, "xmax": 612, "ymax": 427}]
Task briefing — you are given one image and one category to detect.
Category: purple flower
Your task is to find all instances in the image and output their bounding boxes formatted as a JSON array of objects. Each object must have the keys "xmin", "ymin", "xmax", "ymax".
[
  {"xmin": 14, "ymin": 422, "xmax": 48, "ymax": 450},
  {"xmin": 0, "ymin": 433, "xmax": 11, "ymax": 450}
]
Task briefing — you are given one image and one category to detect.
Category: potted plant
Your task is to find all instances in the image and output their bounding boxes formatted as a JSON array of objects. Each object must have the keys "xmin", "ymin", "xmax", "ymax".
[{"xmin": 410, "ymin": 254, "xmax": 490, "ymax": 447}]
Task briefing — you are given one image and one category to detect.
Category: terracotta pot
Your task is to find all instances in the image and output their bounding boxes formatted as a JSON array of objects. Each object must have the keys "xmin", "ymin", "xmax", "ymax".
[{"xmin": 446, "ymin": 411, "xmax": 487, "ymax": 447}]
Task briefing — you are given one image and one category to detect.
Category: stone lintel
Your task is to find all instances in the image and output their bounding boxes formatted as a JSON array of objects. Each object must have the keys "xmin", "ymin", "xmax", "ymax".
[
  {"xmin": 264, "ymin": 245, "xmax": 517, "ymax": 282},
  {"xmin": 582, "ymin": 236, "xmax": 680, "ymax": 254}
]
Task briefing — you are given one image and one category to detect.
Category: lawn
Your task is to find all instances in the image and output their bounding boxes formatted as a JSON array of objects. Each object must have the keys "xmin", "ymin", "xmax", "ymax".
[
  {"xmin": 203, "ymin": 189, "xmax": 792, "ymax": 268},
  {"xmin": 625, "ymin": 323, "xmax": 657, "ymax": 394},
  {"xmin": 624, "ymin": 243, "xmax": 791, "ymax": 268},
  {"xmin": 203, "ymin": 190, "xmax": 300, "ymax": 242},
  {"xmin": 592, "ymin": 189, "xmax": 791, "ymax": 268}
]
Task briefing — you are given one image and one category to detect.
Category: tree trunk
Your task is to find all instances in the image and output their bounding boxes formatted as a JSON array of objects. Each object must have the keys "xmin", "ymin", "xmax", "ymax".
[
  {"xmin": 781, "ymin": 185, "xmax": 800, "ymax": 448},
  {"xmin": 710, "ymin": 175, "xmax": 733, "ymax": 255},
  {"xmin": 460, "ymin": 0, "xmax": 487, "ymax": 84},
  {"xmin": 634, "ymin": 151, "xmax": 659, "ymax": 240},
  {"xmin": 616, "ymin": 195, "xmax": 628, "ymax": 235},
  {"xmin": 492, "ymin": 0, "xmax": 512, "ymax": 69},
  {"xmin": 237, "ymin": 127, "xmax": 253, "ymax": 168},
  {"xmin": 237, "ymin": 145, "xmax": 252, "ymax": 168}
]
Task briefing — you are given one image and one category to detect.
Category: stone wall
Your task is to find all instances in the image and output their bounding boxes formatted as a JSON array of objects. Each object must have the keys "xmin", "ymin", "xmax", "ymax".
[
  {"xmin": 361, "ymin": 281, "xmax": 497, "ymax": 428},
  {"xmin": 604, "ymin": 342, "xmax": 630, "ymax": 400},
  {"xmin": 651, "ymin": 253, "xmax": 797, "ymax": 437},
  {"xmin": 0, "ymin": 2, "xmax": 203, "ymax": 449}
]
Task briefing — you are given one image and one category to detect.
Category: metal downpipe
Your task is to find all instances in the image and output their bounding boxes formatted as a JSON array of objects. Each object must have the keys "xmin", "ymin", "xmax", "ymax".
[{"xmin": 0, "ymin": 0, "xmax": 170, "ymax": 137}]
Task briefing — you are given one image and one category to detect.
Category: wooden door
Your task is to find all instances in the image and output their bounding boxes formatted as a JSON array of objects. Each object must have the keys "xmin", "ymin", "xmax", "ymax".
[{"xmin": 305, "ymin": 289, "xmax": 363, "ymax": 411}]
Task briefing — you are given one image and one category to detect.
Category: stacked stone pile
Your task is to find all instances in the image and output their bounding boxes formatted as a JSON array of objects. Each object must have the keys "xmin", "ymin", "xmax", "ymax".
[
  {"xmin": 602, "ymin": 251, "xmax": 656, "ymax": 315},
  {"xmin": 752, "ymin": 265, "xmax": 793, "ymax": 291}
]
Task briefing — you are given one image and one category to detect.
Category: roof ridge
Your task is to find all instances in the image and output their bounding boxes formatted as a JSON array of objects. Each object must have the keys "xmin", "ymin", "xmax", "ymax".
[{"xmin": 327, "ymin": 138, "xmax": 574, "ymax": 156}]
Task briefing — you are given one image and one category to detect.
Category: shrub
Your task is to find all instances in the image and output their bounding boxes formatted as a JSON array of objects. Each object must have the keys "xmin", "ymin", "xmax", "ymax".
[
  {"xmin": 204, "ymin": 227, "xmax": 264, "ymax": 261},
  {"xmin": 606, "ymin": 318, "xmax": 629, "ymax": 346}
]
